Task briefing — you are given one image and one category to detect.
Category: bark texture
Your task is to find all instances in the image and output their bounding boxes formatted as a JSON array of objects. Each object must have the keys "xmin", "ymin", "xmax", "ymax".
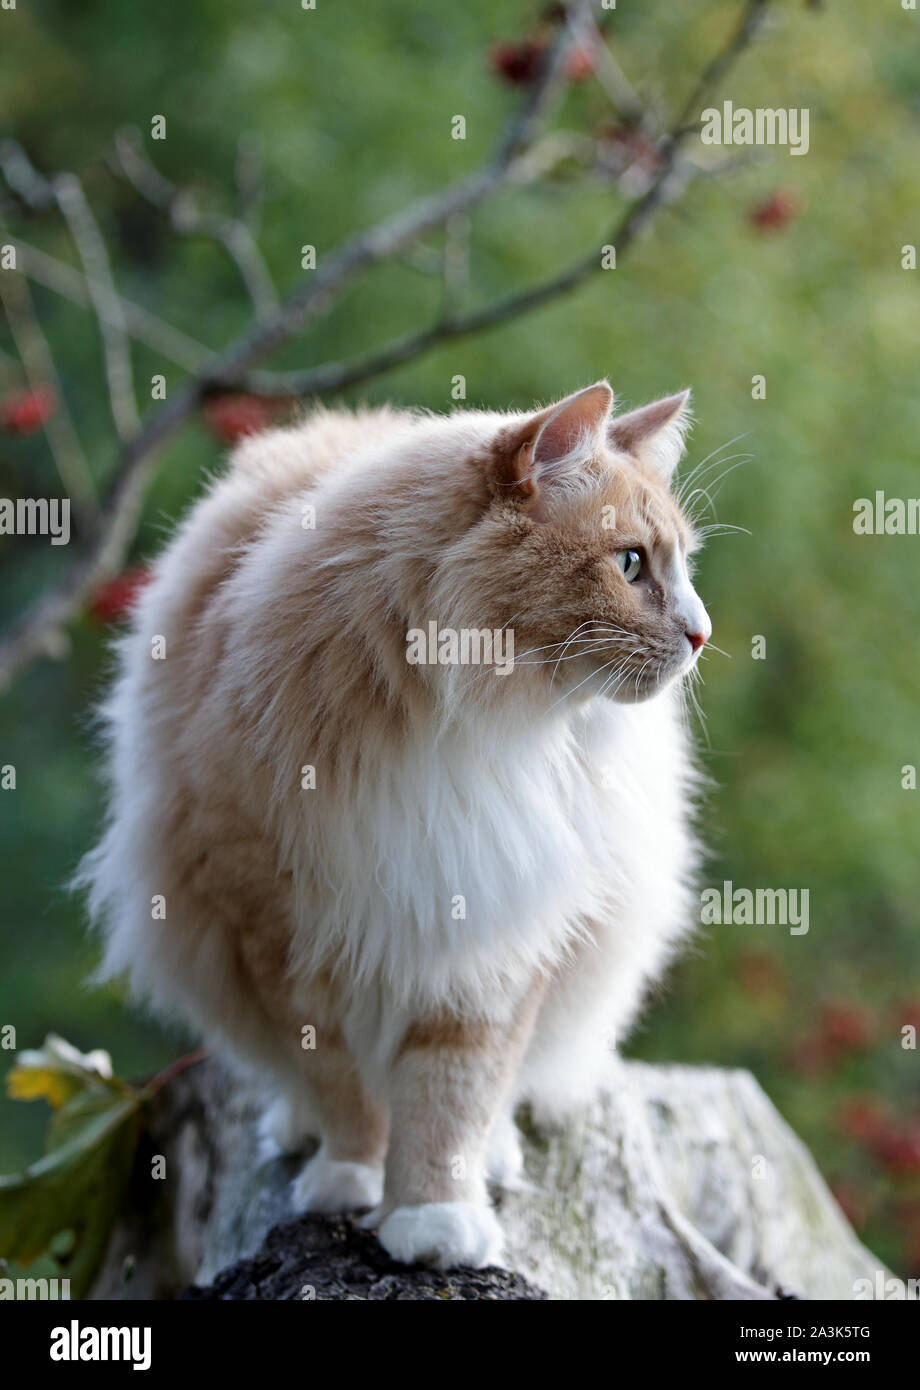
[{"xmin": 90, "ymin": 1056, "xmax": 886, "ymax": 1301}]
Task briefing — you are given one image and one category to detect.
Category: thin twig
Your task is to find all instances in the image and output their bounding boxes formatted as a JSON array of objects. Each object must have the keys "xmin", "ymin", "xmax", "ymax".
[
  {"xmin": 234, "ymin": 132, "xmax": 265, "ymax": 234},
  {"xmin": 14, "ymin": 238, "xmax": 212, "ymax": 373},
  {"xmin": 0, "ymin": 211, "xmax": 98, "ymax": 522},
  {"xmin": 1, "ymin": 139, "xmax": 212, "ymax": 373},
  {"xmin": 112, "ymin": 126, "xmax": 280, "ymax": 323},
  {"xmin": 440, "ymin": 212, "xmax": 471, "ymax": 319},
  {"xmin": 202, "ymin": 9, "xmax": 582, "ymax": 375},
  {"xmin": 675, "ymin": 0, "xmax": 770, "ymax": 134},
  {"xmin": 0, "ymin": 377, "xmax": 199, "ymax": 688},
  {"xmin": 142, "ymin": 1047, "xmax": 210, "ymax": 1097},
  {"xmin": 567, "ymin": 6, "xmax": 646, "ymax": 127},
  {"xmin": 223, "ymin": 0, "xmax": 772, "ymax": 400},
  {"xmin": 0, "ymin": 138, "xmax": 56, "ymax": 210},
  {"xmin": 53, "ymin": 173, "xmax": 140, "ymax": 441},
  {"xmin": 224, "ymin": 161, "xmax": 691, "ymax": 401}
]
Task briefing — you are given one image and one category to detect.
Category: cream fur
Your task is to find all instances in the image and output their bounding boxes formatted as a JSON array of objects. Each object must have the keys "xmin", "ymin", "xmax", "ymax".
[{"xmin": 78, "ymin": 386, "xmax": 708, "ymax": 1270}]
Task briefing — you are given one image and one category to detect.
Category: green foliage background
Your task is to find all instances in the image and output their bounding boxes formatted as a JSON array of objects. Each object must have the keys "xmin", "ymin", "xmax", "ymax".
[{"xmin": 1, "ymin": 0, "xmax": 918, "ymax": 1278}]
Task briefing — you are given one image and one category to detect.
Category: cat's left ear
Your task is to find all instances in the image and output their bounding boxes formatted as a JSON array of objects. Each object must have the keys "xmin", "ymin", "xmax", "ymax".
[
  {"xmin": 491, "ymin": 381, "xmax": 614, "ymax": 503},
  {"xmin": 607, "ymin": 389, "xmax": 692, "ymax": 486}
]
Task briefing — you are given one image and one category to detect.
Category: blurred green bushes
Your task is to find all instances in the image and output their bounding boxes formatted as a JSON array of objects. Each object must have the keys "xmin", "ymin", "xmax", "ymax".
[{"xmin": 1, "ymin": 0, "xmax": 918, "ymax": 1277}]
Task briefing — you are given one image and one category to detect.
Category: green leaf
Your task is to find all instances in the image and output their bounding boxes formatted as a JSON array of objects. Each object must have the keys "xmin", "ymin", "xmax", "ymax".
[{"xmin": 0, "ymin": 1037, "xmax": 145, "ymax": 1297}]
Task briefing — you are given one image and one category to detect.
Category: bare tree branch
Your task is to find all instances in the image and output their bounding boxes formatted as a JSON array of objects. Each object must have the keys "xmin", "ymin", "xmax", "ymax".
[
  {"xmin": 52, "ymin": 173, "xmax": 141, "ymax": 442},
  {"xmin": 234, "ymin": 131, "xmax": 266, "ymax": 234},
  {"xmin": 0, "ymin": 212, "xmax": 98, "ymax": 523},
  {"xmin": 0, "ymin": 140, "xmax": 144, "ymax": 441},
  {"xmin": 0, "ymin": 138, "xmax": 56, "ymax": 211},
  {"xmin": 0, "ymin": 380, "xmax": 198, "ymax": 686},
  {"xmin": 1, "ymin": 138, "xmax": 212, "ymax": 373},
  {"xmin": 440, "ymin": 212, "xmax": 471, "ymax": 319},
  {"xmin": 111, "ymin": 127, "xmax": 280, "ymax": 324},
  {"xmin": 213, "ymin": 2, "xmax": 772, "ymax": 400},
  {"xmin": 567, "ymin": 6, "xmax": 646, "ymax": 127},
  {"xmin": 196, "ymin": 11, "xmax": 583, "ymax": 374},
  {"xmin": 0, "ymin": 0, "xmax": 771, "ymax": 692},
  {"xmin": 14, "ymin": 238, "xmax": 212, "ymax": 373},
  {"xmin": 220, "ymin": 144, "xmax": 696, "ymax": 402},
  {"xmin": 676, "ymin": 0, "xmax": 770, "ymax": 132}
]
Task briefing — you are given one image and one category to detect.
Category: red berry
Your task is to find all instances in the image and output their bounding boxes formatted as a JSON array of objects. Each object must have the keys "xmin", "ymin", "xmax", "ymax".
[
  {"xmin": 820, "ymin": 1003, "xmax": 874, "ymax": 1052},
  {"xmin": 88, "ymin": 566, "xmax": 151, "ymax": 625},
  {"xmin": 0, "ymin": 385, "xmax": 57, "ymax": 435},
  {"xmin": 202, "ymin": 394, "xmax": 271, "ymax": 445},
  {"xmin": 748, "ymin": 188, "xmax": 804, "ymax": 233},
  {"xmin": 488, "ymin": 39, "xmax": 546, "ymax": 87},
  {"xmin": 871, "ymin": 1123, "xmax": 920, "ymax": 1177}
]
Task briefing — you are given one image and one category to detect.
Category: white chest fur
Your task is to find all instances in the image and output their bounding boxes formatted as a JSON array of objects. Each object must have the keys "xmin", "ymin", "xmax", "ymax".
[{"xmin": 288, "ymin": 688, "xmax": 694, "ymax": 1016}]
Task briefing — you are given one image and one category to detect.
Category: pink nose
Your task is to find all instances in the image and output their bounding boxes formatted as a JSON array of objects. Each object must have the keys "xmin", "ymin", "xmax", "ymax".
[{"xmin": 686, "ymin": 630, "xmax": 706, "ymax": 654}]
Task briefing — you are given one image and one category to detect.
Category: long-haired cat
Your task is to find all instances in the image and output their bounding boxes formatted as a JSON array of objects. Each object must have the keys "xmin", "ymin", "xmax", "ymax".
[{"xmin": 80, "ymin": 381, "xmax": 711, "ymax": 1270}]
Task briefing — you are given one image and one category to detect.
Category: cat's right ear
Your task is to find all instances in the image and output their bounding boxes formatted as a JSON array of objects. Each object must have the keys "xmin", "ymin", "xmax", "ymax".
[{"xmin": 489, "ymin": 381, "xmax": 614, "ymax": 507}]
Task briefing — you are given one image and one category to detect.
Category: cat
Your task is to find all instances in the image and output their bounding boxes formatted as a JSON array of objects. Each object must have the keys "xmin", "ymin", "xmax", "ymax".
[{"xmin": 79, "ymin": 380, "xmax": 711, "ymax": 1271}]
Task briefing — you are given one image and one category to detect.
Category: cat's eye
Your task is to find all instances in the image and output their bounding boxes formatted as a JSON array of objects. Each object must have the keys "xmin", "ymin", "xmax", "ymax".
[{"xmin": 615, "ymin": 549, "xmax": 642, "ymax": 583}]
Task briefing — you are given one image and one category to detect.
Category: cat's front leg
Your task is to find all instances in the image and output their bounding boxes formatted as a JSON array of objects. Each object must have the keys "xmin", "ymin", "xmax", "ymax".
[
  {"xmin": 286, "ymin": 1030, "xmax": 390, "ymax": 1216},
  {"xmin": 373, "ymin": 983, "xmax": 543, "ymax": 1270}
]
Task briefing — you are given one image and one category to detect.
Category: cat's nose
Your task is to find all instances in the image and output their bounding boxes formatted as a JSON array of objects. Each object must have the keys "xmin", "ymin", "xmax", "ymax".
[{"xmin": 686, "ymin": 630, "xmax": 707, "ymax": 654}]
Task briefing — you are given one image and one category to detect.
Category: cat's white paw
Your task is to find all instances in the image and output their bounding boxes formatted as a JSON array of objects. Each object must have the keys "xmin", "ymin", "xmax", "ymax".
[
  {"xmin": 292, "ymin": 1145, "xmax": 383, "ymax": 1214},
  {"xmin": 378, "ymin": 1202, "xmax": 504, "ymax": 1270},
  {"xmin": 487, "ymin": 1112, "xmax": 529, "ymax": 1190},
  {"xmin": 258, "ymin": 1092, "xmax": 319, "ymax": 1159}
]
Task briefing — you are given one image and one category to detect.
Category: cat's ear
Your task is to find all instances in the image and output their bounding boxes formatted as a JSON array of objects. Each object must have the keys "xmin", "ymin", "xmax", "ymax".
[
  {"xmin": 493, "ymin": 381, "xmax": 614, "ymax": 503},
  {"xmin": 607, "ymin": 389, "xmax": 692, "ymax": 485},
  {"xmin": 531, "ymin": 380, "xmax": 614, "ymax": 472}
]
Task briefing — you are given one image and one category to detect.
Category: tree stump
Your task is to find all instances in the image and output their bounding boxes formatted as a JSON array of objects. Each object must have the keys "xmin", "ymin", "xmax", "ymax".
[{"xmin": 90, "ymin": 1056, "xmax": 886, "ymax": 1301}]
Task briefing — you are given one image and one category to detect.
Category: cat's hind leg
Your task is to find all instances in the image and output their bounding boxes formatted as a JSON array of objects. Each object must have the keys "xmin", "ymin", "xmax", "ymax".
[
  {"xmin": 486, "ymin": 1106, "xmax": 529, "ymax": 1191},
  {"xmin": 258, "ymin": 1087, "xmax": 320, "ymax": 1159}
]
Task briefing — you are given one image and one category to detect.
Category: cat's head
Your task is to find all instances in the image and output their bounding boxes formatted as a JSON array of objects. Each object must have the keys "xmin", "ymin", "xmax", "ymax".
[{"xmin": 445, "ymin": 381, "xmax": 711, "ymax": 706}]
